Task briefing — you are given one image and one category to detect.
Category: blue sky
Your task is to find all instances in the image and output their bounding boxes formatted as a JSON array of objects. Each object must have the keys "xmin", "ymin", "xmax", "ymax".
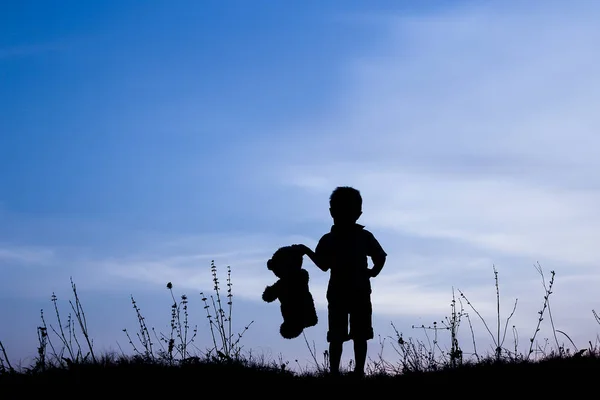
[{"xmin": 2, "ymin": 0, "xmax": 600, "ymax": 370}]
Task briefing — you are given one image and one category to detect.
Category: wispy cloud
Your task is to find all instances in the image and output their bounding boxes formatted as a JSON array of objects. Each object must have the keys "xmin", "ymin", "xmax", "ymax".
[
  {"xmin": 5, "ymin": 0, "xmax": 599, "ymax": 323},
  {"xmin": 236, "ymin": 0, "xmax": 600, "ymax": 347},
  {"xmin": 250, "ymin": 1, "xmax": 600, "ymax": 269},
  {"xmin": 0, "ymin": 244, "xmax": 55, "ymax": 265},
  {"xmin": 0, "ymin": 41, "xmax": 70, "ymax": 60},
  {"xmin": 3, "ymin": 1, "xmax": 600, "ymax": 365}
]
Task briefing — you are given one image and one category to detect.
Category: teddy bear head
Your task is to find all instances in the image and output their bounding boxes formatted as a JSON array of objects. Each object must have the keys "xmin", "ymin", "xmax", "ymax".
[{"xmin": 267, "ymin": 245, "xmax": 303, "ymax": 278}]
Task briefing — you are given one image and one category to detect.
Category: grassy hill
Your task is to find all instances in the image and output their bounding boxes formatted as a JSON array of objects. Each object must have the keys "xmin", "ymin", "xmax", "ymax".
[{"xmin": 1, "ymin": 262, "xmax": 598, "ymax": 395}]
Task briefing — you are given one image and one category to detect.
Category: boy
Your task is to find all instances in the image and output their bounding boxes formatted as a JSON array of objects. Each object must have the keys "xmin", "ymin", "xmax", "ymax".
[{"xmin": 294, "ymin": 186, "xmax": 387, "ymax": 377}]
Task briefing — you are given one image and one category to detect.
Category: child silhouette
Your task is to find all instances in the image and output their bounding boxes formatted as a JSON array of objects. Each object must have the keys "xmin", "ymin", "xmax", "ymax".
[{"xmin": 294, "ymin": 186, "xmax": 387, "ymax": 377}]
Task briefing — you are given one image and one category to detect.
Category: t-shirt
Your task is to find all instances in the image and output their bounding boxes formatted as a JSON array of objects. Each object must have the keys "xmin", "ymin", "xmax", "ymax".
[{"xmin": 315, "ymin": 223, "xmax": 387, "ymax": 303}]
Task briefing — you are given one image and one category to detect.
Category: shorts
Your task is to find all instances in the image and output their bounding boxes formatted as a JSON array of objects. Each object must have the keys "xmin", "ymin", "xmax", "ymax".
[{"xmin": 326, "ymin": 296, "xmax": 374, "ymax": 343}]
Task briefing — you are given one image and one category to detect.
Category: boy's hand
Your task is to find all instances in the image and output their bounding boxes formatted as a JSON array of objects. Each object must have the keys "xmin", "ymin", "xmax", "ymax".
[
  {"xmin": 291, "ymin": 244, "xmax": 310, "ymax": 255},
  {"xmin": 367, "ymin": 268, "xmax": 377, "ymax": 278}
]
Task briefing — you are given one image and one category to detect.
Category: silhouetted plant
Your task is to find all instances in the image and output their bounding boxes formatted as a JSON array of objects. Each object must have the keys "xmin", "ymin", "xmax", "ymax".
[
  {"xmin": 38, "ymin": 308, "xmax": 64, "ymax": 364},
  {"xmin": 200, "ymin": 261, "xmax": 254, "ymax": 361},
  {"xmin": 168, "ymin": 284, "xmax": 196, "ymax": 360},
  {"xmin": 35, "ymin": 324, "xmax": 47, "ymax": 372},
  {"xmin": 526, "ymin": 264, "xmax": 556, "ymax": 360},
  {"xmin": 151, "ymin": 282, "xmax": 198, "ymax": 363},
  {"xmin": 120, "ymin": 261, "xmax": 252, "ymax": 365},
  {"xmin": 25, "ymin": 278, "xmax": 97, "ymax": 371},
  {"xmin": 4, "ymin": 260, "xmax": 600, "ymax": 387},
  {"xmin": 47, "ymin": 295, "xmax": 81, "ymax": 366},
  {"xmin": 410, "ymin": 288, "xmax": 466, "ymax": 369},
  {"xmin": 301, "ymin": 332, "xmax": 331, "ymax": 375},
  {"xmin": 389, "ymin": 325, "xmax": 432, "ymax": 373},
  {"xmin": 0, "ymin": 340, "xmax": 13, "ymax": 374},
  {"xmin": 457, "ymin": 265, "xmax": 518, "ymax": 362},
  {"xmin": 68, "ymin": 278, "xmax": 96, "ymax": 363},
  {"xmin": 366, "ymin": 335, "xmax": 395, "ymax": 376},
  {"xmin": 379, "ymin": 264, "xmax": 572, "ymax": 373},
  {"xmin": 463, "ymin": 299, "xmax": 480, "ymax": 362},
  {"xmin": 123, "ymin": 295, "xmax": 155, "ymax": 361}
]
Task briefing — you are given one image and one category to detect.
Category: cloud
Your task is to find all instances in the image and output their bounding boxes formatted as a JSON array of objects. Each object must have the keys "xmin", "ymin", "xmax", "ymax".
[
  {"xmin": 0, "ymin": 42, "xmax": 70, "ymax": 60},
  {"xmin": 281, "ymin": 169, "xmax": 600, "ymax": 267},
  {"xmin": 3, "ymin": 0, "xmax": 600, "ymax": 365},
  {"xmin": 93, "ymin": 232, "xmax": 323, "ymax": 299},
  {"xmin": 0, "ymin": 244, "xmax": 55, "ymax": 265},
  {"xmin": 230, "ymin": 0, "xmax": 600, "ymax": 353},
  {"xmin": 8, "ymin": 0, "xmax": 599, "ymax": 328},
  {"xmin": 245, "ymin": 0, "xmax": 600, "ymax": 271}
]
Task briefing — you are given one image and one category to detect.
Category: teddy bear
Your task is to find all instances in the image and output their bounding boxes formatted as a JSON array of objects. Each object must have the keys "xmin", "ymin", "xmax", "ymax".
[{"xmin": 262, "ymin": 245, "xmax": 318, "ymax": 339}]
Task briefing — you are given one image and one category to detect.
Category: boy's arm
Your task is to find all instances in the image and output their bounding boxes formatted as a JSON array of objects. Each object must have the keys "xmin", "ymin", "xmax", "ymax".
[
  {"xmin": 369, "ymin": 253, "xmax": 386, "ymax": 278},
  {"xmin": 293, "ymin": 244, "xmax": 329, "ymax": 272},
  {"xmin": 305, "ymin": 247, "xmax": 329, "ymax": 272},
  {"xmin": 366, "ymin": 232, "xmax": 387, "ymax": 278}
]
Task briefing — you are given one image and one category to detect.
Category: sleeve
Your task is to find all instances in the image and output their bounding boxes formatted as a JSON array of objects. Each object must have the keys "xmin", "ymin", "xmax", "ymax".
[{"xmin": 365, "ymin": 231, "xmax": 387, "ymax": 260}]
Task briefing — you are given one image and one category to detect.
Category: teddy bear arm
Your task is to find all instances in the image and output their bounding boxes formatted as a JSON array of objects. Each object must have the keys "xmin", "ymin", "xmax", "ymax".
[{"xmin": 262, "ymin": 284, "xmax": 279, "ymax": 302}]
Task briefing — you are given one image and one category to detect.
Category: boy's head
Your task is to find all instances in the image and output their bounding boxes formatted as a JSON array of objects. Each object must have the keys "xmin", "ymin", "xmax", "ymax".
[{"xmin": 329, "ymin": 186, "xmax": 362, "ymax": 225}]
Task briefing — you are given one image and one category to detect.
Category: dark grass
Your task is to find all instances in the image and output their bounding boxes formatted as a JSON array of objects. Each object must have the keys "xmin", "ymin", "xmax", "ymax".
[
  {"xmin": 1, "ymin": 261, "xmax": 599, "ymax": 395},
  {"xmin": 2, "ymin": 352, "xmax": 598, "ymax": 395}
]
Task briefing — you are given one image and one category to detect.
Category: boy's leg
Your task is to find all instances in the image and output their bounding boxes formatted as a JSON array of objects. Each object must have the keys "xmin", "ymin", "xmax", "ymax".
[
  {"xmin": 329, "ymin": 340, "xmax": 343, "ymax": 375},
  {"xmin": 353, "ymin": 339, "xmax": 367, "ymax": 376},
  {"xmin": 327, "ymin": 301, "xmax": 348, "ymax": 375},
  {"xmin": 349, "ymin": 296, "xmax": 373, "ymax": 376}
]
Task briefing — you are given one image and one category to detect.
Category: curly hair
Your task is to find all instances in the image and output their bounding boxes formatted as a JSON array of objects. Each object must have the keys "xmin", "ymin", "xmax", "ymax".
[{"xmin": 329, "ymin": 186, "xmax": 362, "ymax": 222}]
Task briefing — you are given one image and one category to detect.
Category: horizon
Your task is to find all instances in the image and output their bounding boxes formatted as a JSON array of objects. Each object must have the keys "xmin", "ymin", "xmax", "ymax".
[{"xmin": 2, "ymin": 0, "xmax": 600, "ymax": 370}]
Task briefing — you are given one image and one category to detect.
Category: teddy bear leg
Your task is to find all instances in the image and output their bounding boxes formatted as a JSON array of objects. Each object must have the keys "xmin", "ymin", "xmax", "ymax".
[
  {"xmin": 305, "ymin": 310, "xmax": 318, "ymax": 328},
  {"xmin": 303, "ymin": 296, "xmax": 319, "ymax": 328},
  {"xmin": 280, "ymin": 322, "xmax": 303, "ymax": 339}
]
